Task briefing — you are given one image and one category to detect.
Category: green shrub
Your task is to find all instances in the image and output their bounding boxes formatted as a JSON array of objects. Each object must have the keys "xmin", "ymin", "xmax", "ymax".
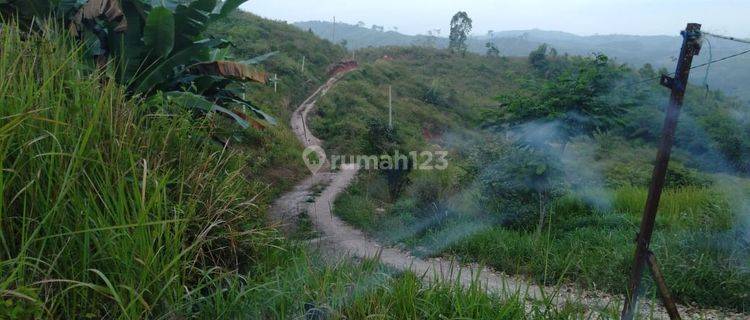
[
  {"xmin": 332, "ymin": 175, "xmax": 381, "ymax": 232},
  {"xmin": 469, "ymin": 141, "xmax": 566, "ymax": 230}
]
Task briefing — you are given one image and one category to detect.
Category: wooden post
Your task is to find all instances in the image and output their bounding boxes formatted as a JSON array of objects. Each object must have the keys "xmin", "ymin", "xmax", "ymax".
[
  {"xmin": 621, "ymin": 23, "xmax": 702, "ymax": 320},
  {"xmin": 647, "ymin": 252, "xmax": 681, "ymax": 320},
  {"xmin": 388, "ymin": 85, "xmax": 393, "ymax": 129}
]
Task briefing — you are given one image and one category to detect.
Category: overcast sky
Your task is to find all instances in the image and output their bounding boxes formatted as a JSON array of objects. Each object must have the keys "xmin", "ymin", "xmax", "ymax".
[{"xmin": 241, "ymin": 0, "xmax": 749, "ymax": 37}]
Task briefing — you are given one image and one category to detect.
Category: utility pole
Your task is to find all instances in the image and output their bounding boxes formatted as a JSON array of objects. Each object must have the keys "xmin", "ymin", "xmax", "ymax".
[
  {"xmin": 388, "ymin": 85, "xmax": 393, "ymax": 129},
  {"xmin": 301, "ymin": 55, "xmax": 306, "ymax": 73},
  {"xmin": 270, "ymin": 73, "xmax": 279, "ymax": 93},
  {"xmin": 621, "ymin": 23, "xmax": 702, "ymax": 320},
  {"xmin": 332, "ymin": 16, "xmax": 336, "ymax": 44}
]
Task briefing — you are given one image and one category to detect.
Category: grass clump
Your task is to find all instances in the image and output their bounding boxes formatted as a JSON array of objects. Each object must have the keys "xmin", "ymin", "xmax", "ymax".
[
  {"xmin": 612, "ymin": 185, "xmax": 732, "ymax": 230},
  {"xmin": 200, "ymin": 245, "xmax": 597, "ymax": 320},
  {"xmin": 0, "ymin": 21, "xmax": 288, "ymax": 318}
]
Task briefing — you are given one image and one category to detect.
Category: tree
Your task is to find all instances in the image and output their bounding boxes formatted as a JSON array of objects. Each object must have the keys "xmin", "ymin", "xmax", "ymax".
[
  {"xmin": 495, "ymin": 53, "xmax": 626, "ymax": 149},
  {"xmin": 469, "ymin": 139, "xmax": 564, "ymax": 231},
  {"xmin": 486, "ymin": 42, "xmax": 500, "ymax": 57},
  {"xmin": 448, "ymin": 11, "xmax": 472, "ymax": 55},
  {"xmin": 357, "ymin": 21, "xmax": 366, "ymax": 28},
  {"xmin": 528, "ymin": 44, "xmax": 550, "ymax": 73},
  {"xmin": 363, "ymin": 120, "xmax": 412, "ymax": 200},
  {"xmin": 423, "ymin": 78, "xmax": 457, "ymax": 108},
  {"xmin": 639, "ymin": 63, "xmax": 656, "ymax": 78},
  {"xmin": 420, "ymin": 29, "xmax": 441, "ymax": 48}
]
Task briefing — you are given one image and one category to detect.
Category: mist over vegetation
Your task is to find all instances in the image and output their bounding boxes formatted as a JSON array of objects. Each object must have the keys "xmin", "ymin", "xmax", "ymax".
[{"xmin": 313, "ymin": 44, "xmax": 750, "ymax": 311}]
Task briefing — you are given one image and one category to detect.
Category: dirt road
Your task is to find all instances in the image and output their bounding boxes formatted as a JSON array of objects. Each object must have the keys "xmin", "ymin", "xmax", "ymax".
[{"xmin": 269, "ymin": 69, "xmax": 741, "ymax": 319}]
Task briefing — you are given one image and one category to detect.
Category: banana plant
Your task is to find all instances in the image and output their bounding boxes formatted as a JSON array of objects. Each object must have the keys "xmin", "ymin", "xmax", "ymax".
[{"xmin": 1, "ymin": 0, "xmax": 277, "ymax": 131}]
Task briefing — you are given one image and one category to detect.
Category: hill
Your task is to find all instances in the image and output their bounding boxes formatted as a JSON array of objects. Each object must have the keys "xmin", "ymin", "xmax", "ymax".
[
  {"xmin": 310, "ymin": 45, "xmax": 750, "ymax": 312},
  {"xmin": 295, "ymin": 20, "xmax": 750, "ymax": 102}
]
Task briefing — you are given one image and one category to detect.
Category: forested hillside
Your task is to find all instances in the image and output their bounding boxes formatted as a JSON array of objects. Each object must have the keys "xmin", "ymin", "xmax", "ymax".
[
  {"xmin": 296, "ymin": 20, "xmax": 750, "ymax": 102},
  {"xmin": 312, "ymin": 45, "xmax": 750, "ymax": 312}
]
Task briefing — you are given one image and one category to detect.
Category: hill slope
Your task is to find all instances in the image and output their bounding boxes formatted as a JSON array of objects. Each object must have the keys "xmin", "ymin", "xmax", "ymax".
[
  {"xmin": 295, "ymin": 20, "xmax": 750, "ymax": 102},
  {"xmin": 309, "ymin": 45, "xmax": 750, "ymax": 312}
]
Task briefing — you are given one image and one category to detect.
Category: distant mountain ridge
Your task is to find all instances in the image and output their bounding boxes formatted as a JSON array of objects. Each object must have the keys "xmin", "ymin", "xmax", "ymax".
[{"xmin": 294, "ymin": 20, "xmax": 750, "ymax": 102}]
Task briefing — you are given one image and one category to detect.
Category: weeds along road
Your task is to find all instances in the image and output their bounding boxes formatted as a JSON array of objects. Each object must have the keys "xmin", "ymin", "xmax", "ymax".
[{"xmin": 269, "ymin": 67, "xmax": 742, "ymax": 320}]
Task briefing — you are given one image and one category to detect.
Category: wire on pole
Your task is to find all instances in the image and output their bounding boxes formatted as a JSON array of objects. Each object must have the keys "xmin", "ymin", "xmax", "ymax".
[
  {"xmin": 616, "ymin": 47, "xmax": 750, "ymax": 89},
  {"xmin": 703, "ymin": 31, "xmax": 750, "ymax": 45},
  {"xmin": 690, "ymin": 48, "xmax": 750, "ymax": 70}
]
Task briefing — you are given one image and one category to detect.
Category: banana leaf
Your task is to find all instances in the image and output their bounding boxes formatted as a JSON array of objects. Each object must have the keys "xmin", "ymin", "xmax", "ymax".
[
  {"xmin": 227, "ymin": 98, "xmax": 277, "ymax": 126},
  {"xmin": 131, "ymin": 38, "xmax": 229, "ymax": 93},
  {"xmin": 173, "ymin": 0, "xmax": 215, "ymax": 50},
  {"xmin": 211, "ymin": 0, "xmax": 247, "ymax": 22},
  {"xmin": 143, "ymin": 6, "xmax": 174, "ymax": 58},
  {"xmin": 70, "ymin": 0, "xmax": 128, "ymax": 34},
  {"xmin": 241, "ymin": 51, "xmax": 279, "ymax": 65},
  {"xmin": 165, "ymin": 91, "xmax": 250, "ymax": 129},
  {"xmin": 188, "ymin": 61, "xmax": 268, "ymax": 84}
]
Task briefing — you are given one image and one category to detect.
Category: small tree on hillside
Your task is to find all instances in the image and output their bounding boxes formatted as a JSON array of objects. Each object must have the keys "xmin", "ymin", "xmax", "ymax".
[
  {"xmin": 449, "ymin": 11, "xmax": 472, "ymax": 55},
  {"xmin": 471, "ymin": 140, "xmax": 564, "ymax": 231},
  {"xmin": 529, "ymin": 44, "xmax": 550, "ymax": 73},
  {"xmin": 363, "ymin": 120, "xmax": 413, "ymax": 201},
  {"xmin": 486, "ymin": 42, "xmax": 500, "ymax": 57},
  {"xmin": 422, "ymin": 29, "xmax": 441, "ymax": 48},
  {"xmin": 639, "ymin": 63, "xmax": 656, "ymax": 78}
]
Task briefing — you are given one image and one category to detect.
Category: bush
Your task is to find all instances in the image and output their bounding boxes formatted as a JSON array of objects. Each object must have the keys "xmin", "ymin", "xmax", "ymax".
[{"xmin": 470, "ymin": 141, "xmax": 566, "ymax": 230}]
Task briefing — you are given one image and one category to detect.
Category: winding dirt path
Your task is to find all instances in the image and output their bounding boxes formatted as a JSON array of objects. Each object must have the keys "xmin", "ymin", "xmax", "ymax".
[{"xmin": 269, "ymin": 69, "xmax": 742, "ymax": 319}]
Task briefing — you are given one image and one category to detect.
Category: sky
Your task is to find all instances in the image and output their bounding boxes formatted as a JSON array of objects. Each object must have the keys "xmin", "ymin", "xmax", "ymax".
[{"xmin": 241, "ymin": 0, "xmax": 750, "ymax": 38}]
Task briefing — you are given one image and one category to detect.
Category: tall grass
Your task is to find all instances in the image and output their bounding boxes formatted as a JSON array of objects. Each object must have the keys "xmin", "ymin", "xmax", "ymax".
[
  {"xmin": 447, "ymin": 185, "xmax": 750, "ymax": 312},
  {"xmin": 189, "ymin": 246, "xmax": 598, "ymax": 320},
  {"xmin": 612, "ymin": 185, "xmax": 732, "ymax": 230},
  {"xmin": 0, "ymin": 21, "xmax": 278, "ymax": 318}
]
